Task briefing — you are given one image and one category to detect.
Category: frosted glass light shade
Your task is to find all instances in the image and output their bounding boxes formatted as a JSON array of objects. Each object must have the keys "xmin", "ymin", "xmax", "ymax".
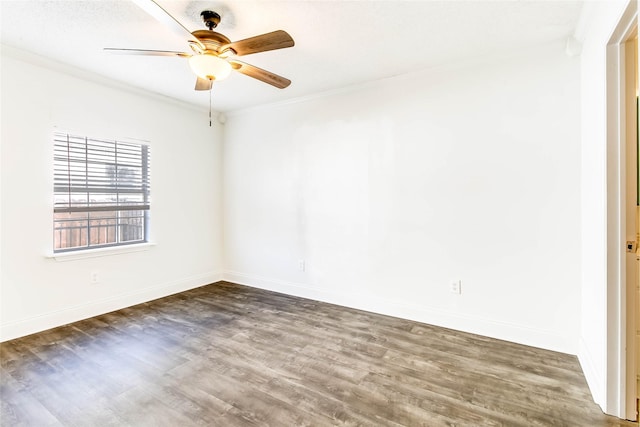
[{"xmin": 188, "ymin": 54, "xmax": 232, "ymax": 81}]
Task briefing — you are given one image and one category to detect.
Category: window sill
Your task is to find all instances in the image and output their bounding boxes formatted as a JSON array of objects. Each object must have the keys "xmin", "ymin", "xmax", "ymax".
[{"xmin": 46, "ymin": 242, "xmax": 156, "ymax": 262}]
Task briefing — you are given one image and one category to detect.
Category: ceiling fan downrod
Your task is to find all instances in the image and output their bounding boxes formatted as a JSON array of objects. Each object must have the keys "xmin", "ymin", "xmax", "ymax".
[{"xmin": 201, "ymin": 10, "xmax": 221, "ymax": 30}]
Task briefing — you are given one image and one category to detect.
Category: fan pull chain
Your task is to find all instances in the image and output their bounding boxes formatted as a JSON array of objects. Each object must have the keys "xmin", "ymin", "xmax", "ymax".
[{"xmin": 209, "ymin": 87, "xmax": 212, "ymax": 127}]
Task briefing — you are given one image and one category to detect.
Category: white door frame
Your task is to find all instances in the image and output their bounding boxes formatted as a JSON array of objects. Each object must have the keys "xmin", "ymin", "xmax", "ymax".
[{"xmin": 606, "ymin": 1, "xmax": 637, "ymax": 419}]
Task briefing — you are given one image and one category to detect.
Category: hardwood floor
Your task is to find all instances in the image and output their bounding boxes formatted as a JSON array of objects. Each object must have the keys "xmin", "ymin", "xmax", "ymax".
[{"xmin": 1, "ymin": 281, "xmax": 636, "ymax": 426}]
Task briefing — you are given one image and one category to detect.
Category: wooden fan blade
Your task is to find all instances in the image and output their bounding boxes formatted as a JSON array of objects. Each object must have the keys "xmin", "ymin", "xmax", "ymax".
[
  {"xmin": 195, "ymin": 77, "xmax": 213, "ymax": 91},
  {"xmin": 104, "ymin": 48, "xmax": 190, "ymax": 57},
  {"xmin": 130, "ymin": 0, "xmax": 205, "ymax": 50},
  {"xmin": 223, "ymin": 30, "xmax": 294, "ymax": 56},
  {"xmin": 229, "ymin": 60, "xmax": 291, "ymax": 89}
]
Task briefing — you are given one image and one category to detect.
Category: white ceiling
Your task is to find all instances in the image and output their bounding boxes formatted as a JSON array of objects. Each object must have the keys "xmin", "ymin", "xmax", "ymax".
[{"xmin": 1, "ymin": 0, "xmax": 584, "ymax": 113}]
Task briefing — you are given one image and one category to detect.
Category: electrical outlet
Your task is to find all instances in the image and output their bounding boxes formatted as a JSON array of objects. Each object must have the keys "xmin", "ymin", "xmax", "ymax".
[
  {"xmin": 90, "ymin": 272, "xmax": 100, "ymax": 284},
  {"xmin": 450, "ymin": 280, "xmax": 461, "ymax": 294},
  {"xmin": 299, "ymin": 260, "xmax": 306, "ymax": 272}
]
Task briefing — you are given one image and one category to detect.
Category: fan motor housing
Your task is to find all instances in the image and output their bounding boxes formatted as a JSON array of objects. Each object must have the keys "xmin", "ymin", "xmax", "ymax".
[{"xmin": 190, "ymin": 30, "xmax": 232, "ymax": 53}]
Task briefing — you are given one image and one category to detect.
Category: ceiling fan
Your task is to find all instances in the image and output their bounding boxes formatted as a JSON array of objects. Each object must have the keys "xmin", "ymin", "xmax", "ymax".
[{"xmin": 105, "ymin": 0, "xmax": 294, "ymax": 92}]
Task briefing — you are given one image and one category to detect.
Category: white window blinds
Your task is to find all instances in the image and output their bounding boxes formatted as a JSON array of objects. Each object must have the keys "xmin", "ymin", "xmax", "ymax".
[{"xmin": 53, "ymin": 132, "xmax": 150, "ymax": 251}]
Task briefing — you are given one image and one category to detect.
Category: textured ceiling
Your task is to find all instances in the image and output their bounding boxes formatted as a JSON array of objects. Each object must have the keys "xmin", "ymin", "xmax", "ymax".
[{"xmin": 1, "ymin": 0, "xmax": 584, "ymax": 112}]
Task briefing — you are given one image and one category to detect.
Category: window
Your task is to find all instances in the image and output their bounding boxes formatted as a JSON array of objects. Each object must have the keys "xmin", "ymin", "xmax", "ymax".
[{"xmin": 53, "ymin": 132, "xmax": 150, "ymax": 252}]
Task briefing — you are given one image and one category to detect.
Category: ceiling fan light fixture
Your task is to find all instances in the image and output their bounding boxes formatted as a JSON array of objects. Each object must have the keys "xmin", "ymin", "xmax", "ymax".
[{"xmin": 188, "ymin": 54, "xmax": 232, "ymax": 81}]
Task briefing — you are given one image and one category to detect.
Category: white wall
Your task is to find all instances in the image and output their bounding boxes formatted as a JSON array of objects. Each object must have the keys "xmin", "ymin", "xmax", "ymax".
[
  {"xmin": 576, "ymin": 0, "xmax": 635, "ymax": 417},
  {"xmin": 0, "ymin": 50, "xmax": 224, "ymax": 341},
  {"xmin": 223, "ymin": 41, "xmax": 581, "ymax": 354}
]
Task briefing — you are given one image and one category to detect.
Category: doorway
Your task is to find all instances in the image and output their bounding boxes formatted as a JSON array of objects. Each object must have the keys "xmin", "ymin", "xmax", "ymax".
[{"xmin": 605, "ymin": 1, "xmax": 638, "ymax": 419}]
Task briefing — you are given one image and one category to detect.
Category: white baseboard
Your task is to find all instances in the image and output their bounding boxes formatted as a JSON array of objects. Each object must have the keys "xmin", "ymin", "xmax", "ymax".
[
  {"xmin": 577, "ymin": 337, "xmax": 605, "ymax": 411},
  {"xmin": 224, "ymin": 271, "xmax": 576, "ymax": 355},
  {"xmin": 2, "ymin": 270, "xmax": 576, "ymax": 355},
  {"xmin": 0, "ymin": 272, "xmax": 223, "ymax": 342}
]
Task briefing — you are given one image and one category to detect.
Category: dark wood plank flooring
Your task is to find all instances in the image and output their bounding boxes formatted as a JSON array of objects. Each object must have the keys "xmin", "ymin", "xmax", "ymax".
[{"xmin": 1, "ymin": 281, "xmax": 636, "ymax": 426}]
